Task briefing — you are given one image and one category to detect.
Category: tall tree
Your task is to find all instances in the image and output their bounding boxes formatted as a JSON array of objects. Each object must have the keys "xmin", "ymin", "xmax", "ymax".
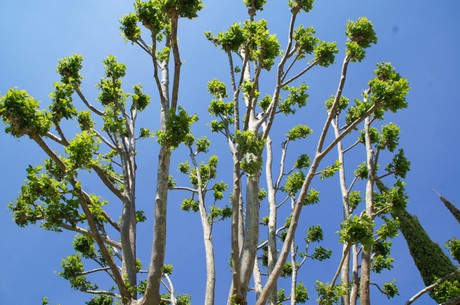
[{"xmin": 4, "ymin": 1, "xmax": 447, "ymax": 305}]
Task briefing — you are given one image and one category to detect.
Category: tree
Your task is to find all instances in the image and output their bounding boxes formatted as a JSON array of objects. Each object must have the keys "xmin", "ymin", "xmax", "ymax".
[{"xmin": 5, "ymin": 1, "xmax": 453, "ymax": 305}]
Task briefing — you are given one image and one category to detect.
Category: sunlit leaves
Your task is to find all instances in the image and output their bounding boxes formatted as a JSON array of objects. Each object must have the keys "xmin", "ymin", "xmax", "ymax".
[
  {"xmin": 315, "ymin": 281, "xmax": 347, "ymax": 305},
  {"xmin": 304, "ymin": 188, "xmax": 320, "ymax": 205},
  {"xmin": 345, "ymin": 17, "xmax": 377, "ymax": 62},
  {"xmin": 65, "ymin": 131, "xmax": 100, "ymax": 170},
  {"xmin": 279, "ymin": 83, "xmax": 309, "ymax": 115},
  {"xmin": 293, "ymin": 25, "xmax": 318, "ymax": 57},
  {"xmin": 294, "ymin": 154, "xmax": 310, "ymax": 169},
  {"xmin": 73, "ymin": 235, "xmax": 97, "ymax": 259},
  {"xmin": 49, "ymin": 82, "xmax": 77, "ymax": 123},
  {"xmin": 314, "ymin": 41, "xmax": 338, "ymax": 67},
  {"xmin": 339, "ymin": 214, "xmax": 374, "ymax": 249},
  {"xmin": 120, "ymin": 13, "xmax": 141, "ymax": 43},
  {"xmin": 445, "ymin": 237, "xmax": 460, "ymax": 263},
  {"xmin": 207, "ymin": 79, "xmax": 228, "ymax": 98},
  {"xmin": 369, "ymin": 62, "xmax": 410, "ymax": 112},
  {"xmin": 320, "ymin": 160, "xmax": 341, "ymax": 180},
  {"xmin": 60, "ymin": 255, "xmax": 97, "ymax": 292},
  {"xmin": 0, "ymin": 88, "xmax": 52, "ymax": 137},
  {"xmin": 132, "ymin": 84, "xmax": 150, "ymax": 111},
  {"xmin": 288, "ymin": 0, "xmax": 314, "ymax": 13},
  {"xmin": 156, "ymin": 107, "xmax": 198, "ymax": 148},
  {"xmin": 386, "ymin": 149, "xmax": 410, "ymax": 179},
  {"xmin": 57, "ymin": 54, "xmax": 84, "ymax": 87},
  {"xmin": 382, "ymin": 281, "xmax": 399, "ymax": 299},
  {"xmin": 286, "ymin": 124, "xmax": 312, "ymax": 141},
  {"xmin": 284, "ymin": 171, "xmax": 305, "ymax": 196}
]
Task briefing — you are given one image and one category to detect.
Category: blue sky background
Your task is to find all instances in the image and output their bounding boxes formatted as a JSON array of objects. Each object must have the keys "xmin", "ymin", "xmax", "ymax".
[{"xmin": 1, "ymin": 1, "xmax": 459, "ymax": 304}]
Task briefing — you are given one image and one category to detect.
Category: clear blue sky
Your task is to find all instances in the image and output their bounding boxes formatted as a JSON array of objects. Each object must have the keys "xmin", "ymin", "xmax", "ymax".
[{"xmin": 1, "ymin": 1, "xmax": 459, "ymax": 304}]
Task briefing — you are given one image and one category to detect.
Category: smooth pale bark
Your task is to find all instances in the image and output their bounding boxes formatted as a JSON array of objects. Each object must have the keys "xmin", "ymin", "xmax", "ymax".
[
  {"xmin": 140, "ymin": 145, "xmax": 171, "ymax": 305},
  {"xmin": 359, "ymin": 116, "xmax": 376, "ymax": 305}
]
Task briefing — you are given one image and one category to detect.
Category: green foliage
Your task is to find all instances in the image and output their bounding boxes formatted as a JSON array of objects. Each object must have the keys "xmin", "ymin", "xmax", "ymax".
[
  {"xmin": 339, "ymin": 214, "xmax": 374, "ymax": 249},
  {"xmin": 235, "ymin": 130, "xmax": 265, "ymax": 174},
  {"xmin": 348, "ymin": 190, "xmax": 362, "ymax": 210},
  {"xmin": 60, "ymin": 255, "xmax": 97, "ymax": 291},
  {"xmin": 325, "ymin": 95, "xmax": 349, "ymax": 114},
  {"xmin": 0, "ymin": 88, "xmax": 52, "ymax": 137},
  {"xmin": 133, "ymin": 0, "xmax": 164, "ymax": 34},
  {"xmin": 304, "ymin": 188, "xmax": 320, "ymax": 205},
  {"xmin": 207, "ymin": 79, "xmax": 228, "ymax": 98},
  {"xmin": 311, "ymin": 247, "xmax": 332, "ymax": 261},
  {"xmin": 369, "ymin": 62, "xmax": 410, "ymax": 112},
  {"xmin": 132, "ymin": 84, "xmax": 150, "ymax": 111},
  {"xmin": 65, "ymin": 131, "xmax": 100, "ymax": 170},
  {"xmin": 386, "ymin": 149, "xmax": 410, "ymax": 179},
  {"xmin": 288, "ymin": 0, "xmax": 314, "ymax": 13},
  {"xmin": 136, "ymin": 210, "xmax": 147, "ymax": 223},
  {"xmin": 432, "ymin": 278, "xmax": 460, "ymax": 304},
  {"xmin": 378, "ymin": 122, "xmax": 399, "ymax": 152},
  {"xmin": 382, "ymin": 281, "xmax": 399, "ymax": 299},
  {"xmin": 78, "ymin": 111, "xmax": 94, "ymax": 131},
  {"xmin": 73, "ymin": 235, "xmax": 97, "ymax": 259},
  {"xmin": 160, "ymin": 293, "xmax": 192, "ymax": 305},
  {"xmin": 243, "ymin": 19, "xmax": 281, "ymax": 70},
  {"xmin": 319, "ymin": 160, "xmax": 341, "ymax": 180},
  {"xmin": 119, "ymin": 12, "xmax": 141, "ymax": 42},
  {"xmin": 86, "ymin": 295, "xmax": 113, "ymax": 305},
  {"xmin": 57, "ymin": 54, "xmax": 84, "ymax": 86},
  {"xmin": 446, "ymin": 237, "xmax": 460, "ymax": 263},
  {"xmin": 157, "ymin": 107, "xmax": 198, "ymax": 148},
  {"xmin": 293, "ymin": 25, "xmax": 318, "ymax": 57},
  {"xmin": 163, "ymin": 264, "xmax": 173, "ymax": 275},
  {"xmin": 305, "ymin": 225, "xmax": 323, "ymax": 242},
  {"xmin": 354, "ymin": 162, "xmax": 368, "ymax": 179},
  {"xmin": 376, "ymin": 216, "xmax": 399, "ymax": 239},
  {"xmin": 371, "ymin": 253, "xmax": 394, "ymax": 273},
  {"xmin": 181, "ymin": 197, "xmax": 199, "ymax": 212},
  {"xmin": 294, "ymin": 154, "xmax": 310, "ymax": 169},
  {"xmin": 243, "ymin": 0, "xmax": 266, "ymax": 12},
  {"xmin": 205, "ymin": 23, "xmax": 245, "ymax": 52},
  {"xmin": 286, "ymin": 124, "xmax": 312, "ymax": 141},
  {"xmin": 9, "ymin": 164, "xmax": 82, "ymax": 231},
  {"xmin": 212, "ymin": 181, "xmax": 228, "ymax": 201},
  {"xmin": 284, "ymin": 171, "xmax": 305, "ymax": 196},
  {"xmin": 315, "ymin": 281, "xmax": 347, "ymax": 305},
  {"xmin": 295, "ymin": 282, "xmax": 309, "ymax": 303},
  {"xmin": 280, "ymin": 262, "xmax": 296, "ymax": 278},
  {"xmin": 279, "ymin": 83, "xmax": 309, "ymax": 115},
  {"xmin": 345, "ymin": 17, "xmax": 377, "ymax": 62},
  {"xmin": 258, "ymin": 188, "xmax": 267, "ymax": 201},
  {"xmin": 49, "ymin": 82, "xmax": 77, "ymax": 123},
  {"xmin": 314, "ymin": 41, "xmax": 338, "ymax": 67}
]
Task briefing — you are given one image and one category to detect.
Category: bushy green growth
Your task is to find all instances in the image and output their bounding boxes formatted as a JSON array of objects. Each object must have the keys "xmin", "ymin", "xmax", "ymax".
[
  {"xmin": 306, "ymin": 225, "xmax": 323, "ymax": 243},
  {"xmin": 376, "ymin": 216, "xmax": 399, "ymax": 239},
  {"xmin": 288, "ymin": 0, "xmax": 314, "ymax": 13},
  {"xmin": 139, "ymin": 127, "xmax": 152, "ymax": 139},
  {"xmin": 284, "ymin": 171, "xmax": 305, "ymax": 196},
  {"xmin": 378, "ymin": 123, "xmax": 399, "ymax": 152},
  {"xmin": 243, "ymin": 0, "xmax": 266, "ymax": 12},
  {"xmin": 345, "ymin": 17, "xmax": 377, "ymax": 62},
  {"xmin": 181, "ymin": 197, "xmax": 199, "ymax": 212},
  {"xmin": 205, "ymin": 23, "xmax": 245, "ymax": 52},
  {"xmin": 446, "ymin": 237, "xmax": 460, "ymax": 263},
  {"xmin": 311, "ymin": 247, "xmax": 332, "ymax": 261},
  {"xmin": 325, "ymin": 95, "xmax": 349, "ymax": 114},
  {"xmin": 258, "ymin": 188, "xmax": 267, "ymax": 201},
  {"xmin": 156, "ymin": 107, "xmax": 198, "ymax": 149},
  {"xmin": 0, "ymin": 88, "xmax": 52, "ymax": 137},
  {"xmin": 304, "ymin": 188, "xmax": 320, "ymax": 205},
  {"xmin": 280, "ymin": 262, "xmax": 295, "ymax": 278},
  {"xmin": 207, "ymin": 79, "xmax": 228, "ymax": 98},
  {"xmin": 86, "ymin": 295, "xmax": 113, "ymax": 305},
  {"xmin": 354, "ymin": 162, "xmax": 368, "ymax": 179},
  {"xmin": 119, "ymin": 12, "xmax": 141, "ymax": 43},
  {"xmin": 60, "ymin": 255, "xmax": 96, "ymax": 291},
  {"xmin": 371, "ymin": 254, "xmax": 394, "ymax": 273},
  {"xmin": 315, "ymin": 281, "xmax": 347, "ymax": 305},
  {"xmin": 339, "ymin": 214, "xmax": 374, "ymax": 249},
  {"xmin": 348, "ymin": 190, "xmax": 362, "ymax": 211},
  {"xmin": 73, "ymin": 235, "xmax": 97, "ymax": 259},
  {"xmin": 212, "ymin": 181, "xmax": 228, "ymax": 201},
  {"xmin": 243, "ymin": 19, "xmax": 281, "ymax": 70},
  {"xmin": 57, "ymin": 54, "xmax": 84, "ymax": 86},
  {"xmin": 195, "ymin": 136, "xmax": 211, "ymax": 153},
  {"xmin": 345, "ymin": 98, "xmax": 373, "ymax": 125},
  {"xmin": 358, "ymin": 127, "xmax": 380, "ymax": 145},
  {"xmin": 286, "ymin": 124, "xmax": 312, "ymax": 141},
  {"xmin": 131, "ymin": 84, "xmax": 150, "ymax": 111},
  {"xmin": 369, "ymin": 62, "xmax": 410, "ymax": 112},
  {"xmin": 386, "ymin": 149, "xmax": 410, "ymax": 179},
  {"xmin": 136, "ymin": 210, "xmax": 147, "ymax": 223},
  {"xmin": 314, "ymin": 41, "xmax": 338, "ymax": 67},
  {"xmin": 163, "ymin": 264, "xmax": 173, "ymax": 275},
  {"xmin": 65, "ymin": 131, "xmax": 100, "ymax": 170},
  {"xmin": 432, "ymin": 278, "xmax": 460, "ymax": 304},
  {"xmin": 382, "ymin": 281, "xmax": 399, "ymax": 299},
  {"xmin": 294, "ymin": 154, "xmax": 310, "ymax": 169},
  {"xmin": 235, "ymin": 130, "xmax": 265, "ymax": 174},
  {"xmin": 279, "ymin": 83, "xmax": 309, "ymax": 115},
  {"xmin": 49, "ymin": 82, "xmax": 77, "ymax": 123},
  {"xmin": 77, "ymin": 111, "xmax": 94, "ymax": 131},
  {"xmin": 293, "ymin": 25, "xmax": 318, "ymax": 57},
  {"xmin": 320, "ymin": 160, "xmax": 341, "ymax": 180},
  {"xmin": 295, "ymin": 282, "xmax": 309, "ymax": 303},
  {"xmin": 258, "ymin": 94, "xmax": 272, "ymax": 111}
]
